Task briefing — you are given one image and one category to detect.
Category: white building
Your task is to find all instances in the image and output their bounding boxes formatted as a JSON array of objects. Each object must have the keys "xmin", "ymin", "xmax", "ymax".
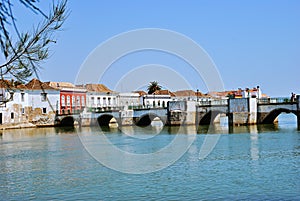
[
  {"xmin": 0, "ymin": 78, "xmax": 60, "ymax": 126},
  {"xmin": 118, "ymin": 92, "xmax": 140, "ymax": 108},
  {"xmin": 0, "ymin": 80, "xmax": 28, "ymax": 125},
  {"xmin": 141, "ymin": 90, "xmax": 175, "ymax": 108},
  {"xmin": 84, "ymin": 84, "xmax": 118, "ymax": 111},
  {"xmin": 26, "ymin": 79, "xmax": 60, "ymax": 115}
]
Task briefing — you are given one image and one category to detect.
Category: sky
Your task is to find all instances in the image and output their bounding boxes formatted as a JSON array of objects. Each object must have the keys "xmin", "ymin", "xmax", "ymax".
[{"xmin": 9, "ymin": 0, "xmax": 300, "ymax": 96}]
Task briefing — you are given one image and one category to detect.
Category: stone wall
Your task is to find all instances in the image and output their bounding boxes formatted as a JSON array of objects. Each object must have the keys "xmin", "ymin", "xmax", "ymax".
[{"xmin": 228, "ymin": 98, "xmax": 257, "ymax": 126}]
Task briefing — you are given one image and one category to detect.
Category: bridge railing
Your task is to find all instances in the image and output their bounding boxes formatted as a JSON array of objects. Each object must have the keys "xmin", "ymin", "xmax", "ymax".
[
  {"xmin": 88, "ymin": 106, "xmax": 124, "ymax": 113},
  {"xmin": 258, "ymin": 97, "xmax": 292, "ymax": 104},
  {"xmin": 128, "ymin": 105, "xmax": 167, "ymax": 110},
  {"xmin": 198, "ymin": 99, "xmax": 228, "ymax": 106}
]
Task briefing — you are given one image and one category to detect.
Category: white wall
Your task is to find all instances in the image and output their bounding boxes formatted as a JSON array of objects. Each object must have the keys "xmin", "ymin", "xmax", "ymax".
[
  {"xmin": 141, "ymin": 94, "xmax": 171, "ymax": 107},
  {"xmin": 87, "ymin": 92, "xmax": 118, "ymax": 107},
  {"xmin": 0, "ymin": 89, "xmax": 29, "ymax": 124},
  {"xmin": 27, "ymin": 89, "xmax": 60, "ymax": 114},
  {"xmin": 118, "ymin": 93, "xmax": 140, "ymax": 107}
]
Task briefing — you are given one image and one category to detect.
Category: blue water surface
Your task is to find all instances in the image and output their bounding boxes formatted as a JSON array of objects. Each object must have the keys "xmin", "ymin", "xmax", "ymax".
[{"xmin": 0, "ymin": 116, "xmax": 299, "ymax": 200}]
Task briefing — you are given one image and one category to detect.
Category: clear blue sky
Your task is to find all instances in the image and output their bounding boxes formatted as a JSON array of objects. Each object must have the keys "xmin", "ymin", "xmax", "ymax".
[{"xmin": 13, "ymin": 0, "xmax": 300, "ymax": 96}]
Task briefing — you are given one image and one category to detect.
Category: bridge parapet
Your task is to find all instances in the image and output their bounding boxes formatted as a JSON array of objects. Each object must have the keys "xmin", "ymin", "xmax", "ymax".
[
  {"xmin": 258, "ymin": 97, "xmax": 292, "ymax": 104},
  {"xmin": 198, "ymin": 99, "xmax": 228, "ymax": 106}
]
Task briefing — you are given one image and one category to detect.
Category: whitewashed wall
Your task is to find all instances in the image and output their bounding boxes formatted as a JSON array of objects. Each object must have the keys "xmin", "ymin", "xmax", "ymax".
[
  {"xmin": 87, "ymin": 92, "xmax": 118, "ymax": 107},
  {"xmin": 0, "ymin": 89, "xmax": 29, "ymax": 124},
  {"xmin": 27, "ymin": 89, "xmax": 60, "ymax": 114},
  {"xmin": 141, "ymin": 95, "xmax": 171, "ymax": 107},
  {"xmin": 118, "ymin": 93, "xmax": 140, "ymax": 107}
]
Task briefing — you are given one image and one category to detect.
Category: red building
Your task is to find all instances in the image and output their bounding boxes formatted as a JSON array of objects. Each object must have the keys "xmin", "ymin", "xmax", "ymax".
[
  {"xmin": 60, "ymin": 88, "xmax": 86, "ymax": 114},
  {"xmin": 46, "ymin": 82, "xmax": 86, "ymax": 114}
]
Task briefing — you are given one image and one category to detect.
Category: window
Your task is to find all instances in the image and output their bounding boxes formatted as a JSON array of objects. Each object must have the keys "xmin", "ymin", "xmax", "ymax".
[
  {"xmin": 108, "ymin": 97, "xmax": 111, "ymax": 105},
  {"xmin": 42, "ymin": 108, "xmax": 47, "ymax": 114},
  {"xmin": 72, "ymin": 96, "xmax": 75, "ymax": 106},
  {"xmin": 82, "ymin": 96, "xmax": 85, "ymax": 106},
  {"xmin": 41, "ymin": 93, "xmax": 47, "ymax": 102},
  {"xmin": 21, "ymin": 93, "xmax": 25, "ymax": 102},
  {"xmin": 21, "ymin": 108, "xmax": 25, "ymax": 114},
  {"xmin": 77, "ymin": 96, "xmax": 80, "ymax": 106},
  {"xmin": 67, "ymin": 96, "xmax": 70, "ymax": 106},
  {"xmin": 103, "ymin": 97, "xmax": 107, "ymax": 106},
  {"xmin": 91, "ymin": 97, "xmax": 94, "ymax": 106},
  {"xmin": 97, "ymin": 97, "xmax": 101, "ymax": 105},
  {"xmin": 61, "ymin": 95, "xmax": 65, "ymax": 106},
  {"xmin": 11, "ymin": 112, "xmax": 14, "ymax": 119}
]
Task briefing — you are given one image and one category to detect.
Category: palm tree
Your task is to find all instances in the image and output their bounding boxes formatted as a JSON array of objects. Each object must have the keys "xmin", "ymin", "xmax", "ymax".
[{"xmin": 147, "ymin": 81, "xmax": 161, "ymax": 94}]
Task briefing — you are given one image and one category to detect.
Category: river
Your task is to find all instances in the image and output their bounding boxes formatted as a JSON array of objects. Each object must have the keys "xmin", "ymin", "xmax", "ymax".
[{"xmin": 0, "ymin": 115, "xmax": 299, "ymax": 200}]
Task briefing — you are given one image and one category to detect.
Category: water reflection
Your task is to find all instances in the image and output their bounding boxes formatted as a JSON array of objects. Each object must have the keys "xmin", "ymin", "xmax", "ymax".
[
  {"xmin": 0, "ymin": 121, "xmax": 296, "ymax": 142},
  {"xmin": 54, "ymin": 126, "xmax": 76, "ymax": 134},
  {"xmin": 250, "ymin": 132, "xmax": 259, "ymax": 160}
]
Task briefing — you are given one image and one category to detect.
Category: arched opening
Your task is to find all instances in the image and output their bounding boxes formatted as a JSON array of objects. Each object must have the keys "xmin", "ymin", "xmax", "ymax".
[
  {"xmin": 135, "ymin": 114, "xmax": 162, "ymax": 127},
  {"xmin": 151, "ymin": 116, "xmax": 163, "ymax": 127},
  {"xmin": 259, "ymin": 108, "xmax": 299, "ymax": 130},
  {"xmin": 199, "ymin": 111, "xmax": 225, "ymax": 125},
  {"xmin": 261, "ymin": 109, "xmax": 296, "ymax": 124},
  {"xmin": 276, "ymin": 113, "xmax": 297, "ymax": 129},
  {"xmin": 60, "ymin": 116, "xmax": 74, "ymax": 127},
  {"xmin": 97, "ymin": 114, "xmax": 116, "ymax": 127}
]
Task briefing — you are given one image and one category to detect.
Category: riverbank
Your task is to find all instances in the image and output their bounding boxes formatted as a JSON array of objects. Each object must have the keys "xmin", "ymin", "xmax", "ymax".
[{"xmin": 0, "ymin": 122, "xmax": 37, "ymax": 130}]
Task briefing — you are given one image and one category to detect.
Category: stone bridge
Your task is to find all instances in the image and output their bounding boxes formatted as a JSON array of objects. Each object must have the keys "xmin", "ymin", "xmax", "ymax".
[
  {"xmin": 133, "ymin": 108, "xmax": 168, "ymax": 126},
  {"xmin": 257, "ymin": 100, "xmax": 299, "ymax": 124},
  {"xmin": 55, "ymin": 96, "xmax": 300, "ymax": 129},
  {"xmin": 55, "ymin": 108, "xmax": 168, "ymax": 127},
  {"xmin": 55, "ymin": 113, "xmax": 82, "ymax": 127},
  {"xmin": 196, "ymin": 101, "xmax": 228, "ymax": 125}
]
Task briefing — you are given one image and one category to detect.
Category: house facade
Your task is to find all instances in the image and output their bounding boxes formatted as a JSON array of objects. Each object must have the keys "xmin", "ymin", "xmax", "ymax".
[
  {"xmin": 84, "ymin": 84, "xmax": 118, "ymax": 112},
  {"xmin": 46, "ymin": 82, "xmax": 86, "ymax": 115},
  {"xmin": 141, "ymin": 90, "xmax": 175, "ymax": 108},
  {"xmin": 0, "ymin": 79, "xmax": 60, "ymax": 126},
  {"xmin": 118, "ymin": 92, "xmax": 140, "ymax": 108},
  {"xmin": 0, "ymin": 80, "xmax": 28, "ymax": 125}
]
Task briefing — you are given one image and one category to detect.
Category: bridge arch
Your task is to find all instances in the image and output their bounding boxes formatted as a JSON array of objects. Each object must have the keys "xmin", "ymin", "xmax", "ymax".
[
  {"xmin": 198, "ymin": 110, "xmax": 225, "ymax": 125},
  {"xmin": 97, "ymin": 114, "xmax": 118, "ymax": 127},
  {"xmin": 135, "ymin": 113, "xmax": 164, "ymax": 127},
  {"xmin": 260, "ymin": 108, "xmax": 298, "ymax": 124},
  {"xmin": 60, "ymin": 116, "xmax": 75, "ymax": 127}
]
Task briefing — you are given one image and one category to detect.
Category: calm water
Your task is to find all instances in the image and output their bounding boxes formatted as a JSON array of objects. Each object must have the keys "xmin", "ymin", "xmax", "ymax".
[{"xmin": 0, "ymin": 115, "xmax": 299, "ymax": 200}]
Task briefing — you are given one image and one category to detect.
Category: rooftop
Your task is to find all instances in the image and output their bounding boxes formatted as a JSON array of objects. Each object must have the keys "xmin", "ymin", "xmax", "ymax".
[
  {"xmin": 84, "ymin": 84, "xmax": 113, "ymax": 93},
  {"xmin": 26, "ymin": 79, "xmax": 58, "ymax": 90},
  {"xmin": 153, "ymin": 90, "xmax": 176, "ymax": 97}
]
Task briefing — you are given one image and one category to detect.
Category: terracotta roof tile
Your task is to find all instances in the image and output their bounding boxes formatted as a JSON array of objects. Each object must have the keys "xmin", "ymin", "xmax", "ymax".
[
  {"xmin": 134, "ymin": 90, "xmax": 147, "ymax": 96},
  {"xmin": 26, "ymin": 78, "xmax": 57, "ymax": 90},
  {"xmin": 153, "ymin": 90, "xmax": 176, "ymax": 97},
  {"xmin": 0, "ymin": 79, "xmax": 27, "ymax": 90},
  {"xmin": 85, "ymin": 84, "xmax": 112, "ymax": 93},
  {"xmin": 0, "ymin": 79, "xmax": 13, "ymax": 88},
  {"xmin": 44, "ymin": 81, "xmax": 75, "ymax": 89},
  {"xmin": 174, "ymin": 90, "xmax": 204, "ymax": 97}
]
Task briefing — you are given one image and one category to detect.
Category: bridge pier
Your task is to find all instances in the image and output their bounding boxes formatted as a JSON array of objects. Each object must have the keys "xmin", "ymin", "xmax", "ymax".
[
  {"xmin": 167, "ymin": 101, "xmax": 196, "ymax": 126},
  {"xmin": 228, "ymin": 98, "xmax": 257, "ymax": 126}
]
